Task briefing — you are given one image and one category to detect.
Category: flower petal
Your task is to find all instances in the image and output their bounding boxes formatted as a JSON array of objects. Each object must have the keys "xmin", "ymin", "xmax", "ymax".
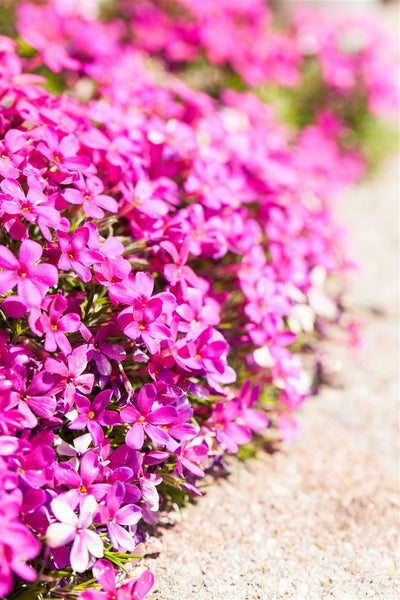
[
  {"xmin": 70, "ymin": 535, "xmax": 89, "ymax": 573},
  {"xmin": 81, "ymin": 529, "xmax": 104, "ymax": 559},
  {"xmin": 108, "ymin": 522, "xmax": 136, "ymax": 552},
  {"xmin": 131, "ymin": 570, "xmax": 155, "ymax": 600},
  {"xmin": 46, "ymin": 523, "xmax": 75, "ymax": 548},
  {"xmin": 51, "ymin": 497, "xmax": 78, "ymax": 525},
  {"xmin": 19, "ymin": 239, "xmax": 42, "ymax": 267},
  {"xmin": 125, "ymin": 422, "xmax": 144, "ymax": 450},
  {"xmin": 18, "ymin": 278, "xmax": 42, "ymax": 307},
  {"xmin": 92, "ymin": 559, "xmax": 116, "ymax": 593},
  {"xmin": 0, "ymin": 245, "xmax": 19, "ymax": 269},
  {"xmin": 0, "ymin": 270, "xmax": 18, "ymax": 295}
]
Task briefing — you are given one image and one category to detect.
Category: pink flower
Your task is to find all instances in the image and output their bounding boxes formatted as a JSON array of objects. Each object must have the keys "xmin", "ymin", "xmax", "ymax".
[
  {"xmin": 211, "ymin": 400, "xmax": 253, "ymax": 454},
  {"xmin": 68, "ymin": 390, "xmax": 121, "ymax": 446},
  {"xmin": 28, "ymin": 294, "xmax": 82, "ymax": 355},
  {"xmin": 0, "ymin": 177, "xmax": 60, "ymax": 241},
  {"xmin": 0, "ymin": 239, "xmax": 58, "ymax": 308},
  {"xmin": 98, "ymin": 482, "xmax": 142, "ymax": 552},
  {"xmin": 57, "ymin": 226, "xmax": 103, "ymax": 283},
  {"xmin": 161, "ymin": 237, "xmax": 200, "ymax": 290},
  {"xmin": 121, "ymin": 384, "xmax": 178, "ymax": 449},
  {"xmin": 175, "ymin": 287, "xmax": 220, "ymax": 336},
  {"xmin": 109, "ymin": 271, "xmax": 176, "ymax": 313},
  {"xmin": 0, "ymin": 493, "xmax": 41, "ymax": 598},
  {"xmin": 46, "ymin": 495, "xmax": 103, "ymax": 573},
  {"xmin": 117, "ymin": 305, "xmax": 172, "ymax": 355},
  {"xmin": 64, "ymin": 175, "xmax": 118, "ymax": 219},
  {"xmin": 38, "ymin": 127, "xmax": 90, "ymax": 177},
  {"xmin": 120, "ymin": 179, "xmax": 169, "ymax": 218},
  {"xmin": 45, "ymin": 346, "xmax": 94, "ymax": 408},
  {"xmin": 173, "ymin": 440, "xmax": 208, "ymax": 478},
  {"xmin": 54, "ymin": 450, "xmax": 111, "ymax": 505},
  {"xmin": 80, "ymin": 559, "xmax": 154, "ymax": 600}
]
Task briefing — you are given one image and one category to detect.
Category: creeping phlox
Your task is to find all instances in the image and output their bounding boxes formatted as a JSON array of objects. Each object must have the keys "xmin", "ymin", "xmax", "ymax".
[{"xmin": 0, "ymin": 0, "xmax": 397, "ymax": 598}]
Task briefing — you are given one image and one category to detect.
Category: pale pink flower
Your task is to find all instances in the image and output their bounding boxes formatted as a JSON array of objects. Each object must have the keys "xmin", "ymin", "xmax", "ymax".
[{"xmin": 46, "ymin": 495, "xmax": 103, "ymax": 573}]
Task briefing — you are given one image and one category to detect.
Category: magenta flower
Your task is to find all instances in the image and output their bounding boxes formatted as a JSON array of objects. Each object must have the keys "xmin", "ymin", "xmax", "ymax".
[
  {"xmin": 161, "ymin": 237, "xmax": 200, "ymax": 289},
  {"xmin": 12, "ymin": 441, "xmax": 55, "ymax": 489},
  {"xmin": 68, "ymin": 390, "xmax": 121, "ymax": 446},
  {"xmin": 10, "ymin": 365, "xmax": 57, "ymax": 428},
  {"xmin": 211, "ymin": 400, "xmax": 252, "ymax": 454},
  {"xmin": 120, "ymin": 179, "xmax": 169, "ymax": 218},
  {"xmin": 38, "ymin": 127, "xmax": 90, "ymax": 175},
  {"xmin": 109, "ymin": 271, "xmax": 176, "ymax": 313},
  {"xmin": 174, "ymin": 327, "xmax": 236, "ymax": 386},
  {"xmin": 93, "ymin": 238, "xmax": 131, "ymax": 288},
  {"xmin": 235, "ymin": 381, "xmax": 269, "ymax": 433},
  {"xmin": 28, "ymin": 294, "xmax": 82, "ymax": 355},
  {"xmin": 46, "ymin": 495, "xmax": 103, "ymax": 573},
  {"xmin": 45, "ymin": 346, "xmax": 94, "ymax": 408},
  {"xmin": 54, "ymin": 450, "xmax": 111, "ymax": 505},
  {"xmin": 0, "ymin": 239, "xmax": 58, "ymax": 308},
  {"xmin": 17, "ymin": 3, "xmax": 80, "ymax": 72},
  {"xmin": 98, "ymin": 482, "xmax": 142, "ymax": 552},
  {"xmin": 121, "ymin": 384, "xmax": 178, "ymax": 449},
  {"xmin": 57, "ymin": 226, "xmax": 103, "ymax": 283},
  {"xmin": 175, "ymin": 287, "xmax": 220, "ymax": 336},
  {"xmin": 80, "ymin": 559, "xmax": 154, "ymax": 600},
  {"xmin": 117, "ymin": 304, "xmax": 171, "ymax": 355},
  {"xmin": 173, "ymin": 440, "xmax": 208, "ymax": 478},
  {"xmin": 0, "ymin": 177, "xmax": 60, "ymax": 241},
  {"xmin": 64, "ymin": 175, "xmax": 118, "ymax": 219},
  {"xmin": 0, "ymin": 493, "xmax": 41, "ymax": 598}
]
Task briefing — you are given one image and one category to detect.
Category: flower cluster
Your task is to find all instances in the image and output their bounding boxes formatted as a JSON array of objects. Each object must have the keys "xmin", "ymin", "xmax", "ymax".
[
  {"xmin": 0, "ymin": 1, "xmax": 397, "ymax": 598},
  {"xmin": 125, "ymin": 0, "xmax": 399, "ymax": 117}
]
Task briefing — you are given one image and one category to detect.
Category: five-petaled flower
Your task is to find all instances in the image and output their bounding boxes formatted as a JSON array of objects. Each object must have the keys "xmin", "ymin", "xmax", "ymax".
[
  {"xmin": 46, "ymin": 495, "xmax": 104, "ymax": 573},
  {"xmin": 0, "ymin": 239, "xmax": 58, "ymax": 308}
]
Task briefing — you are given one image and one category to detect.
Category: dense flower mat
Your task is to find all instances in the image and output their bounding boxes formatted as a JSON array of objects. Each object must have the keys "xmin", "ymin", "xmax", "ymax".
[{"xmin": 0, "ymin": 1, "xmax": 397, "ymax": 598}]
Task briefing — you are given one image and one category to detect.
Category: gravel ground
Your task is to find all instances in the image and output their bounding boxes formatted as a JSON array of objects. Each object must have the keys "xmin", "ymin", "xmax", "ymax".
[{"xmin": 144, "ymin": 6, "xmax": 400, "ymax": 599}]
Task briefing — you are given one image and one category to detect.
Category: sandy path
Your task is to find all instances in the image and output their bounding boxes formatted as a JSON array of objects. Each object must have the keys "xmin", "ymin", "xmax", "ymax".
[{"xmin": 145, "ymin": 148, "xmax": 399, "ymax": 599}]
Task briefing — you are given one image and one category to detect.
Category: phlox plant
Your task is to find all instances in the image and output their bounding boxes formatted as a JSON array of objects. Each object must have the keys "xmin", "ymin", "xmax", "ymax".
[{"xmin": 0, "ymin": 1, "xmax": 397, "ymax": 598}]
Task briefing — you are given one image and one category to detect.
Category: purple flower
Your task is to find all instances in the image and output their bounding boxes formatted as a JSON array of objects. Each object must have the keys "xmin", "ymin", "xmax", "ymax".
[
  {"xmin": 0, "ymin": 239, "xmax": 58, "ymax": 308},
  {"xmin": 10, "ymin": 365, "xmax": 57, "ymax": 428},
  {"xmin": 46, "ymin": 495, "xmax": 103, "ymax": 573},
  {"xmin": 87, "ymin": 325, "xmax": 127, "ymax": 378}
]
